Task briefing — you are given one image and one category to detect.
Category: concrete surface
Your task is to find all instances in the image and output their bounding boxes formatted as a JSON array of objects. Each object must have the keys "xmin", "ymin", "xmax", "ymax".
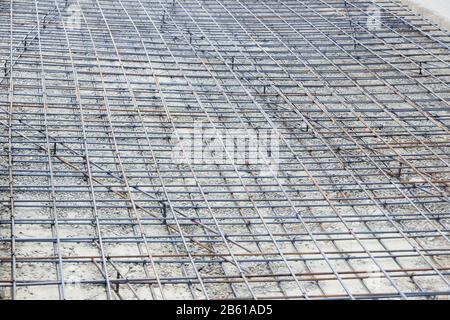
[{"xmin": 399, "ymin": 0, "xmax": 450, "ymax": 32}]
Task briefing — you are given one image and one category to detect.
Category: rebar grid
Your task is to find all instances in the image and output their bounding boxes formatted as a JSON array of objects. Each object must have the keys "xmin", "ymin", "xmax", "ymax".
[{"xmin": 0, "ymin": 0, "xmax": 449, "ymax": 300}]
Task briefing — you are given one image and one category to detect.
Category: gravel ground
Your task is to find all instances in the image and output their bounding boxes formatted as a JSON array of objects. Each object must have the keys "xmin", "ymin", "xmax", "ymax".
[{"xmin": 0, "ymin": 0, "xmax": 449, "ymax": 300}]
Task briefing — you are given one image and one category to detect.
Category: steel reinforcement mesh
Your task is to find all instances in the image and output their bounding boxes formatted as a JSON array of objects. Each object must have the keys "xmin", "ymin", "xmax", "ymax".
[{"xmin": 0, "ymin": 0, "xmax": 449, "ymax": 300}]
